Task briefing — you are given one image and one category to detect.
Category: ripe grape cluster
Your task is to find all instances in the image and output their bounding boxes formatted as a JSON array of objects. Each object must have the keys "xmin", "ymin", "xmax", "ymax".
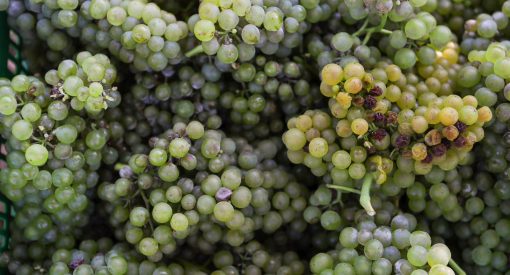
[
  {"xmin": 282, "ymin": 45, "xmax": 492, "ymax": 215},
  {"xmin": 3, "ymin": 0, "xmax": 510, "ymax": 274}
]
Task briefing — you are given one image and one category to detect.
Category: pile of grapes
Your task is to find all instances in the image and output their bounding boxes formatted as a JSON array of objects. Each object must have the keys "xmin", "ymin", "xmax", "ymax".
[{"xmin": 1, "ymin": 0, "xmax": 510, "ymax": 274}]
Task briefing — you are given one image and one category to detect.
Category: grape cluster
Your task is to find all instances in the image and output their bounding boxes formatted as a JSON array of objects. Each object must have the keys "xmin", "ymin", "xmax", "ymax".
[
  {"xmin": 96, "ymin": 121, "xmax": 308, "ymax": 261},
  {"xmin": 7, "ymin": 235, "xmax": 310, "ymax": 275},
  {"xmin": 190, "ymin": 0, "xmax": 310, "ymax": 63},
  {"xmin": 309, "ymin": 212, "xmax": 460, "ymax": 275},
  {"xmin": 6, "ymin": 0, "xmax": 190, "ymax": 72},
  {"xmin": 44, "ymin": 52, "xmax": 120, "ymax": 114},
  {"xmin": 442, "ymin": 121, "xmax": 510, "ymax": 274},
  {"xmin": 0, "ymin": 52, "xmax": 134, "ymax": 275},
  {"xmin": 300, "ymin": 0, "xmax": 457, "ymax": 73},
  {"xmin": 282, "ymin": 49, "xmax": 492, "ymax": 215}
]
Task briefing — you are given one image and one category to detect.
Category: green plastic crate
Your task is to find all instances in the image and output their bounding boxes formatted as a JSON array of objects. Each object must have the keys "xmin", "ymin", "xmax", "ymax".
[{"xmin": 0, "ymin": 12, "xmax": 27, "ymax": 77}]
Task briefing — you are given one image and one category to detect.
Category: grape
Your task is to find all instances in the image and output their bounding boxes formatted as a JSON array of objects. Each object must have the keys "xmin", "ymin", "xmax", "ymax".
[
  {"xmin": 0, "ymin": 95, "xmax": 17, "ymax": 115},
  {"xmin": 263, "ymin": 10, "xmax": 283, "ymax": 31},
  {"xmin": 405, "ymin": 19, "xmax": 427, "ymax": 40},
  {"xmin": 351, "ymin": 118, "xmax": 368, "ymax": 136},
  {"xmin": 283, "ymin": 129, "xmax": 307, "ymax": 150},
  {"xmin": 389, "ymin": 31, "xmax": 407, "ymax": 49},
  {"xmin": 199, "ymin": 3, "xmax": 220, "ymax": 23},
  {"xmin": 429, "ymin": 265, "xmax": 455, "ymax": 275},
  {"xmin": 430, "ymin": 26, "xmax": 452, "ymax": 48},
  {"xmin": 11, "ymin": 120, "xmax": 33, "ymax": 141},
  {"xmin": 407, "ymin": 246, "xmax": 428, "ymax": 267},
  {"xmin": 194, "ymin": 20, "xmax": 216, "ymax": 42},
  {"xmin": 394, "ymin": 48, "xmax": 417, "ymax": 69},
  {"xmin": 332, "ymin": 32, "xmax": 353, "ymax": 52},
  {"xmin": 25, "ymin": 144, "xmax": 49, "ymax": 166},
  {"xmin": 218, "ymin": 10, "xmax": 239, "ymax": 31},
  {"xmin": 322, "ymin": 64, "xmax": 343, "ymax": 86},
  {"xmin": 309, "ymin": 138, "xmax": 328, "ymax": 158},
  {"xmin": 152, "ymin": 202, "xmax": 173, "ymax": 224},
  {"xmin": 427, "ymin": 244, "xmax": 451, "ymax": 266},
  {"xmin": 310, "ymin": 253, "xmax": 333, "ymax": 273},
  {"xmin": 241, "ymin": 24, "xmax": 261, "ymax": 45},
  {"xmin": 217, "ymin": 44, "xmax": 239, "ymax": 64}
]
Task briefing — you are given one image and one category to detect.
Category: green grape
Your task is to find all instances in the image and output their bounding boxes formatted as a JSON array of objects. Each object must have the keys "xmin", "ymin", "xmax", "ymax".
[
  {"xmin": 332, "ymin": 32, "xmax": 353, "ymax": 52},
  {"xmin": 405, "ymin": 19, "xmax": 427, "ymax": 40},
  {"xmin": 427, "ymin": 243, "xmax": 451, "ymax": 266},
  {"xmin": 106, "ymin": 6, "xmax": 127, "ymax": 26},
  {"xmin": 217, "ymin": 44, "xmax": 239, "ymax": 64},
  {"xmin": 107, "ymin": 256, "xmax": 128, "ymax": 275},
  {"xmin": 170, "ymin": 213, "xmax": 189, "ymax": 231},
  {"xmin": 199, "ymin": 3, "xmax": 220, "ymax": 23},
  {"xmin": 55, "ymin": 125, "xmax": 78, "ymax": 144},
  {"xmin": 310, "ymin": 253, "xmax": 333, "ymax": 273},
  {"xmin": 0, "ymin": 95, "xmax": 17, "ymax": 115},
  {"xmin": 11, "ymin": 120, "xmax": 33, "ymax": 141},
  {"xmin": 407, "ymin": 246, "xmax": 428, "ymax": 267},
  {"xmin": 364, "ymin": 239, "xmax": 384, "ymax": 260},
  {"xmin": 138, "ymin": 237, "xmax": 158, "ymax": 256},
  {"xmin": 409, "ymin": 231, "xmax": 431, "ymax": 248},
  {"xmin": 130, "ymin": 207, "xmax": 150, "ymax": 227},
  {"xmin": 214, "ymin": 201, "xmax": 235, "ymax": 222},
  {"xmin": 430, "ymin": 26, "xmax": 451, "ymax": 48},
  {"xmin": 394, "ymin": 48, "xmax": 417, "ymax": 69},
  {"xmin": 218, "ymin": 10, "xmax": 239, "ymax": 31},
  {"xmin": 389, "ymin": 30, "xmax": 407, "ymax": 49},
  {"xmin": 25, "ymin": 144, "xmax": 49, "ymax": 166},
  {"xmin": 428, "ymin": 264, "xmax": 454, "ymax": 275},
  {"xmin": 264, "ymin": 10, "xmax": 283, "ymax": 31},
  {"xmin": 11, "ymin": 75, "xmax": 30, "ymax": 92},
  {"xmin": 168, "ymin": 138, "xmax": 190, "ymax": 158},
  {"xmin": 152, "ymin": 202, "xmax": 173, "ymax": 224},
  {"xmin": 20, "ymin": 103, "xmax": 42, "ymax": 122},
  {"xmin": 320, "ymin": 210, "xmax": 342, "ymax": 230},
  {"xmin": 246, "ymin": 5, "xmax": 265, "ymax": 26},
  {"xmin": 241, "ymin": 24, "xmax": 261, "ymax": 45},
  {"xmin": 194, "ymin": 20, "xmax": 216, "ymax": 42},
  {"xmin": 494, "ymin": 58, "xmax": 510, "ymax": 79},
  {"xmin": 232, "ymin": 0, "xmax": 251, "ymax": 16}
]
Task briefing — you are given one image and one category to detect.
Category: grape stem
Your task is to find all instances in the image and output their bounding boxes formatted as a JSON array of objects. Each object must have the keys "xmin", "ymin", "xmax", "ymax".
[
  {"xmin": 332, "ymin": 192, "xmax": 343, "ymax": 207},
  {"xmin": 140, "ymin": 191, "xmax": 154, "ymax": 232},
  {"xmin": 360, "ymin": 174, "xmax": 376, "ymax": 216},
  {"xmin": 326, "ymin": 174, "xmax": 375, "ymax": 216},
  {"xmin": 449, "ymin": 259, "xmax": 466, "ymax": 275},
  {"xmin": 362, "ymin": 13, "xmax": 389, "ymax": 45},
  {"xmin": 326, "ymin": 184, "xmax": 361, "ymax": 194},
  {"xmin": 185, "ymin": 45, "xmax": 204, "ymax": 58},
  {"xmin": 353, "ymin": 18, "xmax": 370, "ymax": 36}
]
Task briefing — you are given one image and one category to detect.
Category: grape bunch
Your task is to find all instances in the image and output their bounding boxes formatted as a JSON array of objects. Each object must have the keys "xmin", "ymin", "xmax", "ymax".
[
  {"xmin": 44, "ymin": 52, "xmax": 120, "ymax": 115},
  {"xmin": 6, "ymin": 0, "xmax": 190, "ymax": 72},
  {"xmin": 95, "ymin": 121, "xmax": 309, "ymax": 261},
  {"xmin": 282, "ymin": 50, "xmax": 492, "ymax": 214},
  {"xmin": 309, "ymin": 211, "xmax": 463, "ymax": 275},
  {"xmin": 0, "ymin": 52, "xmax": 134, "ymax": 275},
  {"xmin": 449, "ymin": 121, "xmax": 510, "ymax": 274},
  {"xmin": 190, "ymin": 0, "xmax": 309, "ymax": 63}
]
